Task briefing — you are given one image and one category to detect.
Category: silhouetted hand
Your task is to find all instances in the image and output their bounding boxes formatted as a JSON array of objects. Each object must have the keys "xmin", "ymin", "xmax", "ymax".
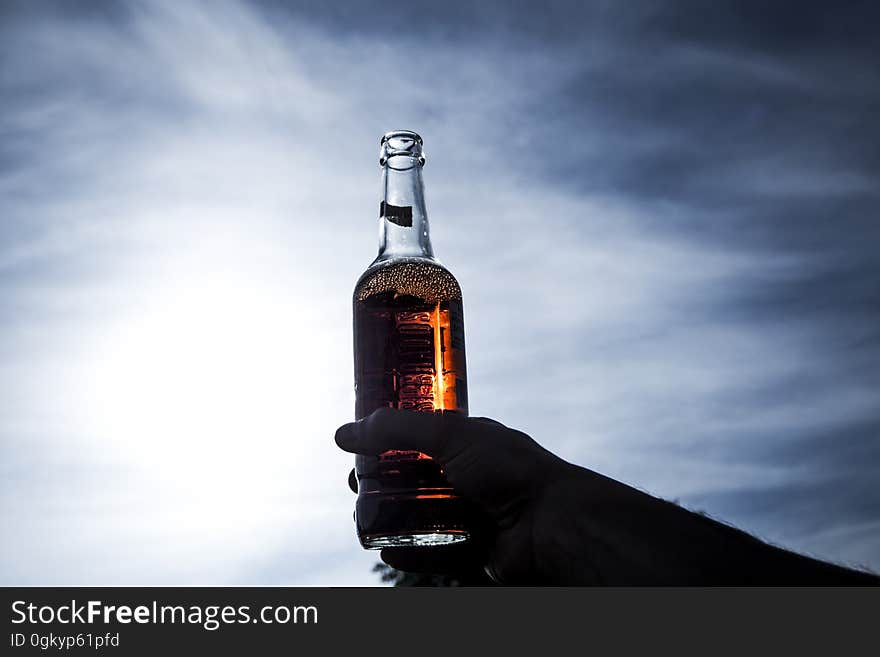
[
  {"xmin": 336, "ymin": 408, "xmax": 879, "ymax": 585},
  {"xmin": 337, "ymin": 409, "xmax": 580, "ymax": 583}
]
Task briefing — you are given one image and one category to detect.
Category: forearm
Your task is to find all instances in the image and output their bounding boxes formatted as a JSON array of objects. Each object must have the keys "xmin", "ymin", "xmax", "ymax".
[{"xmin": 531, "ymin": 469, "xmax": 879, "ymax": 586}]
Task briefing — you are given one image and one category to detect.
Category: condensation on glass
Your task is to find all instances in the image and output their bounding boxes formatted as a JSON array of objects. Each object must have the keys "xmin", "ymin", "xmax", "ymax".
[{"xmin": 352, "ymin": 130, "xmax": 470, "ymax": 549}]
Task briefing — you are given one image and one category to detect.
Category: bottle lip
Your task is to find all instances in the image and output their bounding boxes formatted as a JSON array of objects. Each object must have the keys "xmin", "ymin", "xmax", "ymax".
[
  {"xmin": 380, "ymin": 129, "xmax": 425, "ymax": 168},
  {"xmin": 381, "ymin": 129, "xmax": 422, "ymax": 145}
]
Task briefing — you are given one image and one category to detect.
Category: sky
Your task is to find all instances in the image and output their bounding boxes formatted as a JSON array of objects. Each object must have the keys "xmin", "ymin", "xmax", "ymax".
[{"xmin": 1, "ymin": 0, "xmax": 878, "ymax": 585}]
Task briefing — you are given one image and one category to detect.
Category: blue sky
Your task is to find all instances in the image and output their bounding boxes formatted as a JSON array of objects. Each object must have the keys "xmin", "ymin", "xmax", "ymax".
[{"xmin": 1, "ymin": 0, "xmax": 878, "ymax": 584}]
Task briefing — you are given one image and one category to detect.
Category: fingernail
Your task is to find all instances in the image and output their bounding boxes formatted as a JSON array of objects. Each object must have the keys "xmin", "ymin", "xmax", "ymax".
[{"xmin": 334, "ymin": 422, "xmax": 357, "ymax": 448}]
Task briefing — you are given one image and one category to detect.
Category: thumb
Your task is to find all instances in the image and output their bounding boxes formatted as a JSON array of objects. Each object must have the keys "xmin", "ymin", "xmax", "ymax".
[{"xmin": 335, "ymin": 408, "xmax": 470, "ymax": 463}]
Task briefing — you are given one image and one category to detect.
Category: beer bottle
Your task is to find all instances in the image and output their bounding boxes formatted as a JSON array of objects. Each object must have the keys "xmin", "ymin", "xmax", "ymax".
[{"xmin": 352, "ymin": 130, "xmax": 470, "ymax": 548}]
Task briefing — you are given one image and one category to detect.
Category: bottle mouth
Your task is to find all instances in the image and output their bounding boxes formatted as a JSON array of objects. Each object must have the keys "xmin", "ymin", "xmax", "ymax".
[{"xmin": 380, "ymin": 130, "xmax": 425, "ymax": 169}]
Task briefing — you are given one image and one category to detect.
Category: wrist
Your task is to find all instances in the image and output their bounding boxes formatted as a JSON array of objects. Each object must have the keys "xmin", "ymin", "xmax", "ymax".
[{"xmin": 528, "ymin": 468, "xmax": 766, "ymax": 585}]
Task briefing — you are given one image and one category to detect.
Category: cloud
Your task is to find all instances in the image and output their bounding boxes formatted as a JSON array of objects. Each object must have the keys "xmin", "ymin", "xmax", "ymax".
[{"xmin": 1, "ymin": 0, "xmax": 878, "ymax": 583}]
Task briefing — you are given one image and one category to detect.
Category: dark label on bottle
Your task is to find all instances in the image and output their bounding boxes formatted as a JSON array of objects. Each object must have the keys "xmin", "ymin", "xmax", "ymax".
[
  {"xmin": 455, "ymin": 377, "xmax": 468, "ymax": 410},
  {"xmin": 380, "ymin": 201, "xmax": 413, "ymax": 227},
  {"xmin": 449, "ymin": 299, "xmax": 465, "ymax": 351}
]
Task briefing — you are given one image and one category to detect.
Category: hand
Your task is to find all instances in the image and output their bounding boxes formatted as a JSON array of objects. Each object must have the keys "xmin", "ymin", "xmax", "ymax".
[{"xmin": 335, "ymin": 408, "xmax": 583, "ymax": 583}]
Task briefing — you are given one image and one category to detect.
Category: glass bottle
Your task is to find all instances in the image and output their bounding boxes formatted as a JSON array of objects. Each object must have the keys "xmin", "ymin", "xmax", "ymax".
[{"xmin": 352, "ymin": 130, "xmax": 470, "ymax": 549}]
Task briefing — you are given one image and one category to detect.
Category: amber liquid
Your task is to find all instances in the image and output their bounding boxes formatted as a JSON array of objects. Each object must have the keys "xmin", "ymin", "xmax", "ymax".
[{"xmin": 353, "ymin": 258, "xmax": 470, "ymax": 548}]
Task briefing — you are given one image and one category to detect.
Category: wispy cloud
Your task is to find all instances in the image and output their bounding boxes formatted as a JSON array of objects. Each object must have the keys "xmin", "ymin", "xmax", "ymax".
[{"xmin": 1, "ymin": 0, "xmax": 878, "ymax": 583}]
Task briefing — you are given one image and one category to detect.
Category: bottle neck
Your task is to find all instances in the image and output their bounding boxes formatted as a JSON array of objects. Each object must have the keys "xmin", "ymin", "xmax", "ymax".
[{"xmin": 375, "ymin": 160, "xmax": 434, "ymax": 262}]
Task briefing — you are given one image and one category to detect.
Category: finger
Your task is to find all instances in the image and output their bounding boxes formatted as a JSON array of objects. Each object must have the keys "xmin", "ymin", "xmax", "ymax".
[
  {"xmin": 380, "ymin": 542, "xmax": 487, "ymax": 576},
  {"xmin": 471, "ymin": 416, "xmax": 506, "ymax": 428},
  {"xmin": 335, "ymin": 408, "xmax": 470, "ymax": 462},
  {"xmin": 347, "ymin": 468, "xmax": 357, "ymax": 493}
]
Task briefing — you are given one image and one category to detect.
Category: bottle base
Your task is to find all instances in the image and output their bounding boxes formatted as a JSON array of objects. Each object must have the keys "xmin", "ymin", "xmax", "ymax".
[
  {"xmin": 355, "ymin": 490, "xmax": 472, "ymax": 550},
  {"xmin": 360, "ymin": 530, "xmax": 470, "ymax": 550}
]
